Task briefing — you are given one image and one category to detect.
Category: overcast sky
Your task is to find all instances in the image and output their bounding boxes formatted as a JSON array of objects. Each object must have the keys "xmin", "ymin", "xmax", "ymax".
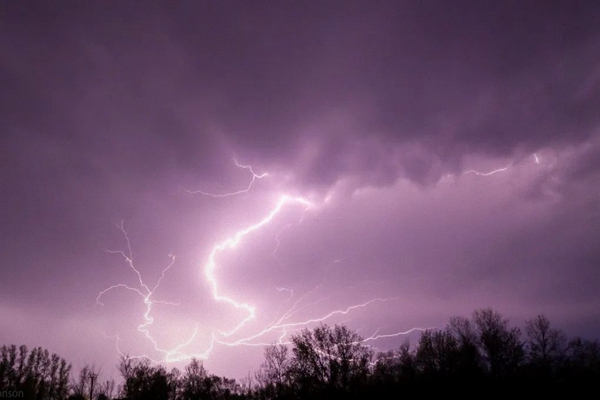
[{"xmin": 1, "ymin": 0, "xmax": 600, "ymax": 380}]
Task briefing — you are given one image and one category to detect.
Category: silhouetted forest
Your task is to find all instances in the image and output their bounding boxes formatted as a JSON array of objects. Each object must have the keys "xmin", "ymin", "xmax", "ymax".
[{"xmin": 2, "ymin": 308, "xmax": 599, "ymax": 399}]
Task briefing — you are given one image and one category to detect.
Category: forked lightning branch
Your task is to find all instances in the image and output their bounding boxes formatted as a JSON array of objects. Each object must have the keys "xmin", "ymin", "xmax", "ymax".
[{"xmin": 96, "ymin": 160, "xmax": 416, "ymax": 363}]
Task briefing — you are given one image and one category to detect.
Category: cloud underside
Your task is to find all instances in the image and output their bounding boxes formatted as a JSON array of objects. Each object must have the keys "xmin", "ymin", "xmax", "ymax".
[{"xmin": 1, "ymin": 1, "xmax": 599, "ymax": 193}]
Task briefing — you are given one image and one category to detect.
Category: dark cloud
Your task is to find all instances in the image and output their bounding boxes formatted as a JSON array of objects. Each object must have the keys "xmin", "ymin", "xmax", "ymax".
[{"xmin": 3, "ymin": 1, "xmax": 600, "ymax": 191}]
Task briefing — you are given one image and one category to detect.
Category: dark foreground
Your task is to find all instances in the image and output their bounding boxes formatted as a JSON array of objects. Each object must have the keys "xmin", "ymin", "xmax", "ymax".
[{"xmin": 1, "ymin": 308, "xmax": 598, "ymax": 399}]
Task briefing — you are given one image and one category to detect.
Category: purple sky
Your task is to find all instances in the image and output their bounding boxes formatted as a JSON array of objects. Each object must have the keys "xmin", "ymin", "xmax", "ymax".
[{"xmin": 2, "ymin": 1, "xmax": 600, "ymax": 380}]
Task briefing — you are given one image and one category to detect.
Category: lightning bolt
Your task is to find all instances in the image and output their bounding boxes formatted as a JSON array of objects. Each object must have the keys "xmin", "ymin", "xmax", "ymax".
[
  {"xmin": 362, "ymin": 326, "xmax": 428, "ymax": 343},
  {"xmin": 186, "ymin": 159, "xmax": 267, "ymax": 197},
  {"xmin": 204, "ymin": 194, "xmax": 312, "ymax": 337},
  {"xmin": 98, "ymin": 160, "xmax": 421, "ymax": 366},
  {"xmin": 97, "ymin": 222, "xmax": 190, "ymax": 360},
  {"xmin": 271, "ymin": 224, "xmax": 292, "ymax": 257},
  {"xmin": 463, "ymin": 167, "xmax": 508, "ymax": 176},
  {"xmin": 461, "ymin": 152, "xmax": 543, "ymax": 178}
]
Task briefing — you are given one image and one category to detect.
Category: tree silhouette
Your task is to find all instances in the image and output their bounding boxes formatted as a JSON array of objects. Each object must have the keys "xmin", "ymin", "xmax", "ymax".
[
  {"xmin": 448, "ymin": 316, "xmax": 483, "ymax": 377},
  {"xmin": 288, "ymin": 324, "xmax": 373, "ymax": 398},
  {"xmin": 255, "ymin": 345, "xmax": 291, "ymax": 399},
  {"xmin": 0, "ymin": 344, "xmax": 70, "ymax": 399},
  {"xmin": 525, "ymin": 314, "xmax": 566, "ymax": 370},
  {"xmin": 472, "ymin": 308, "xmax": 524, "ymax": 378},
  {"xmin": 179, "ymin": 359, "xmax": 208, "ymax": 400},
  {"xmin": 415, "ymin": 328, "xmax": 459, "ymax": 377},
  {"xmin": 179, "ymin": 358, "xmax": 237, "ymax": 400},
  {"xmin": 70, "ymin": 364, "xmax": 101, "ymax": 400},
  {"xmin": 563, "ymin": 336, "xmax": 600, "ymax": 387},
  {"xmin": 118, "ymin": 356, "xmax": 172, "ymax": 400},
  {"xmin": 371, "ymin": 340, "xmax": 417, "ymax": 398}
]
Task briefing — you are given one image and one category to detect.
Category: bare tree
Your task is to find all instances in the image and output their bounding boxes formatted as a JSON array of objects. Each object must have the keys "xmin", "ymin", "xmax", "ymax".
[
  {"xmin": 70, "ymin": 364, "xmax": 101, "ymax": 399},
  {"xmin": 96, "ymin": 378, "xmax": 116, "ymax": 400},
  {"xmin": 117, "ymin": 356, "xmax": 170, "ymax": 400},
  {"xmin": 415, "ymin": 328, "xmax": 459, "ymax": 376},
  {"xmin": 180, "ymin": 358, "xmax": 208, "ymax": 400},
  {"xmin": 255, "ymin": 344, "xmax": 291, "ymax": 399},
  {"xmin": 449, "ymin": 316, "xmax": 483, "ymax": 375},
  {"xmin": 0, "ymin": 344, "xmax": 70, "ymax": 400},
  {"xmin": 70, "ymin": 364, "xmax": 88, "ymax": 397},
  {"xmin": 472, "ymin": 308, "xmax": 524, "ymax": 377},
  {"xmin": 525, "ymin": 314, "xmax": 566, "ymax": 369},
  {"xmin": 289, "ymin": 324, "xmax": 373, "ymax": 395},
  {"xmin": 372, "ymin": 339, "xmax": 416, "ymax": 384}
]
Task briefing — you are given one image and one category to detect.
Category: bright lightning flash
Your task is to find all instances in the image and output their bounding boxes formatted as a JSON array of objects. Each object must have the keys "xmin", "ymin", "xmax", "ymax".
[
  {"xmin": 463, "ymin": 167, "xmax": 508, "ymax": 176},
  {"xmin": 96, "ymin": 222, "xmax": 187, "ymax": 361},
  {"xmin": 186, "ymin": 159, "xmax": 267, "ymax": 197},
  {"xmin": 97, "ymin": 160, "xmax": 421, "ymax": 365},
  {"xmin": 461, "ymin": 152, "xmax": 543, "ymax": 178},
  {"xmin": 204, "ymin": 194, "xmax": 312, "ymax": 337}
]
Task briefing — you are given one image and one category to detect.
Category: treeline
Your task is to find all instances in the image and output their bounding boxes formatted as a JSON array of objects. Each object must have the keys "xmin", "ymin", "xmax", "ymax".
[
  {"xmin": 252, "ymin": 308, "xmax": 600, "ymax": 398},
  {"xmin": 2, "ymin": 308, "xmax": 599, "ymax": 399},
  {"xmin": 0, "ymin": 345, "xmax": 71, "ymax": 399}
]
